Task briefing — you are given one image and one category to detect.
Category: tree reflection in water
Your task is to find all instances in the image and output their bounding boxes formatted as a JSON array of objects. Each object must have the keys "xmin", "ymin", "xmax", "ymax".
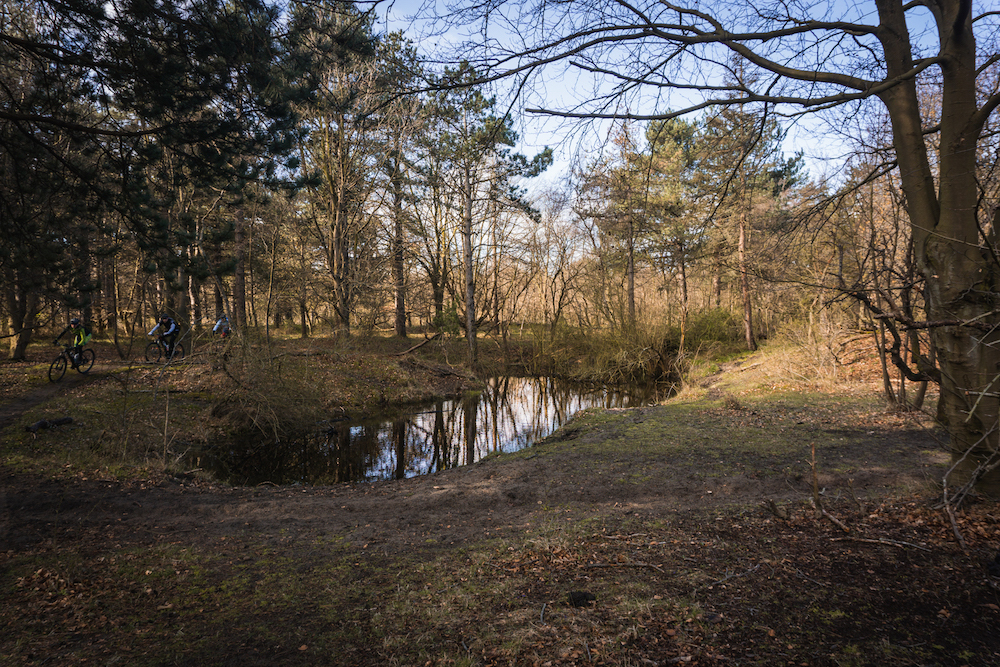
[{"xmin": 192, "ymin": 377, "xmax": 671, "ymax": 485}]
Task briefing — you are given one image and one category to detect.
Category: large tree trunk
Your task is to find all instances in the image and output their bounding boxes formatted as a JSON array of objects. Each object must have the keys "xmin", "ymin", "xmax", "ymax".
[
  {"xmin": 391, "ymin": 157, "xmax": 407, "ymax": 338},
  {"xmin": 878, "ymin": 0, "xmax": 1000, "ymax": 492},
  {"xmin": 462, "ymin": 164, "xmax": 478, "ymax": 366},
  {"xmin": 327, "ymin": 113, "xmax": 352, "ymax": 338},
  {"xmin": 5, "ymin": 274, "xmax": 40, "ymax": 361}
]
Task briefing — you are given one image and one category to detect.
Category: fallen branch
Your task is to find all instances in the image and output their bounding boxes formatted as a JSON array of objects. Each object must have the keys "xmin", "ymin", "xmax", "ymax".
[
  {"xmin": 584, "ymin": 562, "xmax": 665, "ymax": 574},
  {"xmin": 763, "ymin": 498, "xmax": 789, "ymax": 521},
  {"xmin": 811, "ymin": 498, "xmax": 851, "ymax": 533},
  {"xmin": 391, "ymin": 332, "xmax": 442, "ymax": 356},
  {"xmin": 830, "ymin": 537, "xmax": 931, "ymax": 552},
  {"xmin": 736, "ymin": 362, "xmax": 763, "ymax": 372},
  {"xmin": 706, "ymin": 563, "xmax": 762, "ymax": 588},
  {"xmin": 25, "ymin": 417, "xmax": 73, "ymax": 433},
  {"xmin": 943, "ymin": 480, "xmax": 968, "ymax": 550},
  {"xmin": 270, "ymin": 351, "xmax": 323, "ymax": 359}
]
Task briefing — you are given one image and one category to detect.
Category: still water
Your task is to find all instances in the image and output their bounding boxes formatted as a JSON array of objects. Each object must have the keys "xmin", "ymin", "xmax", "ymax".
[{"xmin": 192, "ymin": 376, "xmax": 671, "ymax": 485}]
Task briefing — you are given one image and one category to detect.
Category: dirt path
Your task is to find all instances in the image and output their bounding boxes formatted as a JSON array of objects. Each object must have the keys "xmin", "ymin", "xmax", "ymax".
[{"xmin": 0, "ymin": 367, "xmax": 99, "ymax": 432}]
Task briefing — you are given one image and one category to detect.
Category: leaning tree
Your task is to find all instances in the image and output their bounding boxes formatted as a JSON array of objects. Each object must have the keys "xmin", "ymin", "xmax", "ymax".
[{"xmin": 425, "ymin": 0, "xmax": 1000, "ymax": 493}]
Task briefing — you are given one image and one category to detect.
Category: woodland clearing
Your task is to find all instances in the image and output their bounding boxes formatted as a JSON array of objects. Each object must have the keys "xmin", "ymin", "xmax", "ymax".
[{"xmin": 1, "ymin": 335, "xmax": 998, "ymax": 666}]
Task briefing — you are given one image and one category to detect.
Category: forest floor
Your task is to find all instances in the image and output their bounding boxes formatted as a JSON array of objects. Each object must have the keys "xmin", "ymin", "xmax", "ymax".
[{"xmin": 1, "ymin": 333, "xmax": 999, "ymax": 666}]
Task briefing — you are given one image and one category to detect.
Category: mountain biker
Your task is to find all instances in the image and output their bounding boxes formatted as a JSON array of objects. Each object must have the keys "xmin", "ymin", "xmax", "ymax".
[
  {"xmin": 148, "ymin": 314, "xmax": 180, "ymax": 357},
  {"xmin": 53, "ymin": 317, "xmax": 92, "ymax": 368},
  {"xmin": 213, "ymin": 313, "xmax": 231, "ymax": 339}
]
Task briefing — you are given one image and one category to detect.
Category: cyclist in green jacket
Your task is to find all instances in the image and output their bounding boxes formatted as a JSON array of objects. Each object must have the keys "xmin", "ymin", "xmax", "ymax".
[{"xmin": 53, "ymin": 318, "xmax": 92, "ymax": 368}]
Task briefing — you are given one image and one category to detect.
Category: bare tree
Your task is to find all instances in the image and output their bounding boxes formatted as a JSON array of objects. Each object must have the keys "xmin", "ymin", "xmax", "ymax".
[{"xmin": 424, "ymin": 0, "xmax": 1000, "ymax": 493}]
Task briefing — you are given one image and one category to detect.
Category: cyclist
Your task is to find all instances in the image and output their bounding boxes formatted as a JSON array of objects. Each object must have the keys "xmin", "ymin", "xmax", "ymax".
[
  {"xmin": 53, "ymin": 317, "xmax": 92, "ymax": 368},
  {"xmin": 213, "ymin": 313, "xmax": 231, "ymax": 339},
  {"xmin": 148, "ymin": 313, "xmax": 180, "ymax": 358}
]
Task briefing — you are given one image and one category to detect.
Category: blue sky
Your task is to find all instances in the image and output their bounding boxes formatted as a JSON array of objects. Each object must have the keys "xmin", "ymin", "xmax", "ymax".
[{"xmin": 368, "ymin": 0, "xmax": 884, "ymax": 189}]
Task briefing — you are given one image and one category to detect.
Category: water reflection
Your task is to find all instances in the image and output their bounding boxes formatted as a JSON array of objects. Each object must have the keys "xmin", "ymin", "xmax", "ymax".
[{"xmin": 192, "ymin": 377, "xmax": 671, "ymax": 485}]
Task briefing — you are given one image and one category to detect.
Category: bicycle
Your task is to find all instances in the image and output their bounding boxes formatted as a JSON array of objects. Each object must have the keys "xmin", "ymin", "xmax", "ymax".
[
  {"xmin": 145, "ymin": 336, "xmax": 186, "ymax": 363},
  {"xmin": 49, "ymin": 344, "xmax": 95, "ymax": 382}
]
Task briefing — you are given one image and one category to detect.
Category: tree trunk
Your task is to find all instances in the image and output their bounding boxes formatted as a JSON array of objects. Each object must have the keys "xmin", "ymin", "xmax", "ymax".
[
  {"xmin": 391, "ymin": 157, "xmax": 407, "ymax": 338},
  {"xmin": 214, "ymin": 283, "xmax": 225, "ymax": 321},
  {"xmin": 328, "ymin": 113, "xmax": 351, "ymax": 338},
  {"xmin": 5, "ymin": 281, "xmax": 40, "ymax": 361},
  {"xmin": 878, "ymin": 0, "xmax": 1000, "ymax": 492},
  {"xmin": 232, "ymin": 207, "xmax": 248, "ymax": 329},
  {"xmin": 108, "ymin": 259, "xmax": 121, "ymax": 354},
  {"xmin": 299, "ymin": 296, "xmax": 309, "ymax": 339},
  {"xmin": 679, "ymin": 254, "xmax": 688, "ymax": 356},
  {"xmin": 462, "ymin": 165, "xmax": 478, "ymax": 366},
  {"xmin": 712, "ymin": 244, "xmax": 723, "ymax": 308},
  {"xmin": 189, "ymin": 273, "xmax": 202, "ymax": 331},
  {"xmin": 627, "ymin": 219, "xmax": 636, "ymax": 329},
  {"xmin": 738, "ymin": 209, "xmax": 756, "ymax": 351}
]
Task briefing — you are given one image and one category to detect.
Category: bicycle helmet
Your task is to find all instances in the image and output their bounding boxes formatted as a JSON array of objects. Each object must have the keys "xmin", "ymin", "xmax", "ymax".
[
  {"xmin": 159, "ymin": 314, "xmax": 170, "ymax": 322},
  {"xmin": 70, "ymin": 318, "xmax": 81, "ymax": 326}
]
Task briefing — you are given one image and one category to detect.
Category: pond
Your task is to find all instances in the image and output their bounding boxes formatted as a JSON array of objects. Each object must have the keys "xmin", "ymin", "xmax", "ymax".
[{"xmin": 189, "ymin": 376, "xmax": 673, "ymax": 485}]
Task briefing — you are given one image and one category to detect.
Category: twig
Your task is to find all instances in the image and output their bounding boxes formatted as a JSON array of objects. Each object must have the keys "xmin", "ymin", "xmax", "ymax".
[
  {"xmin": 942, "ymin": 478, "xmax": 968, "ymax": 550},
  {"xmin": 540, "ymin": 603, "xmax": 547, "ymax": 624},
  {"xmin": 791, "ymin": 567, "xmax": 827, "ymax": 587},
  {"xmin": 584, "ymin": 562, "xmax": 665, "ymax": 573},
  {"xmin": 830, "ymin": 537, "xmax": 931, "ymax": 552},
  {"xmin": 847, "ymin": 478, "xmax": 865, "ymax": 513},
  {"xmin": 810, "ymin": 442, "xmax": 822, "ymax": 518},
  {"xmin": 600, "ymin": 533, "xmax": 649, "ymax": 541}
]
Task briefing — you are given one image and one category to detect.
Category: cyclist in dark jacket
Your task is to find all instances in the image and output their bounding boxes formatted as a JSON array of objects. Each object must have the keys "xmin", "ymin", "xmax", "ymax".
[
  {"xmin": 148, "ymin": 314, "xmax": 180, "ymax": 357},
  {"xmin": 53, "ymin": 318, "xmax": 92, "ymax": 368}
]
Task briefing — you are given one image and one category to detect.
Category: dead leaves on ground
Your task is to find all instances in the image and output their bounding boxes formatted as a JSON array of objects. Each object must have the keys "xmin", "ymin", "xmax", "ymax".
[{"xmin": 466, "ymin": 496, "xmax": 999, "ymax": 666}]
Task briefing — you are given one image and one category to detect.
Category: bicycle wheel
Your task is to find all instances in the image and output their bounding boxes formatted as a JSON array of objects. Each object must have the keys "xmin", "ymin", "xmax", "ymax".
[
  {"xmin": 76, "ymin": 349, "xmax": 95, "ymax": 374},
  {"xmin": 167, "ymin": 342, "xmax": 186, "ymax": 361},
  {"xmin": 145, "ymin": 341, "xmax": 162, "ymax": 363},
  {"xmin": 49, "ymin": 354, "xmax": 67, "ymax": 382}
]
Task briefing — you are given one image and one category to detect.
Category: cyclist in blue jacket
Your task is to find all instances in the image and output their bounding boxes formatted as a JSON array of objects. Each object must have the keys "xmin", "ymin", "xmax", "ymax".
[
  {"xmin": 213, "ymin": 313, "xmax": 231, "ymax": 339},
  {"xmin": 148, "ymin": 314, "xmax": 180, "ymax": 357}
]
